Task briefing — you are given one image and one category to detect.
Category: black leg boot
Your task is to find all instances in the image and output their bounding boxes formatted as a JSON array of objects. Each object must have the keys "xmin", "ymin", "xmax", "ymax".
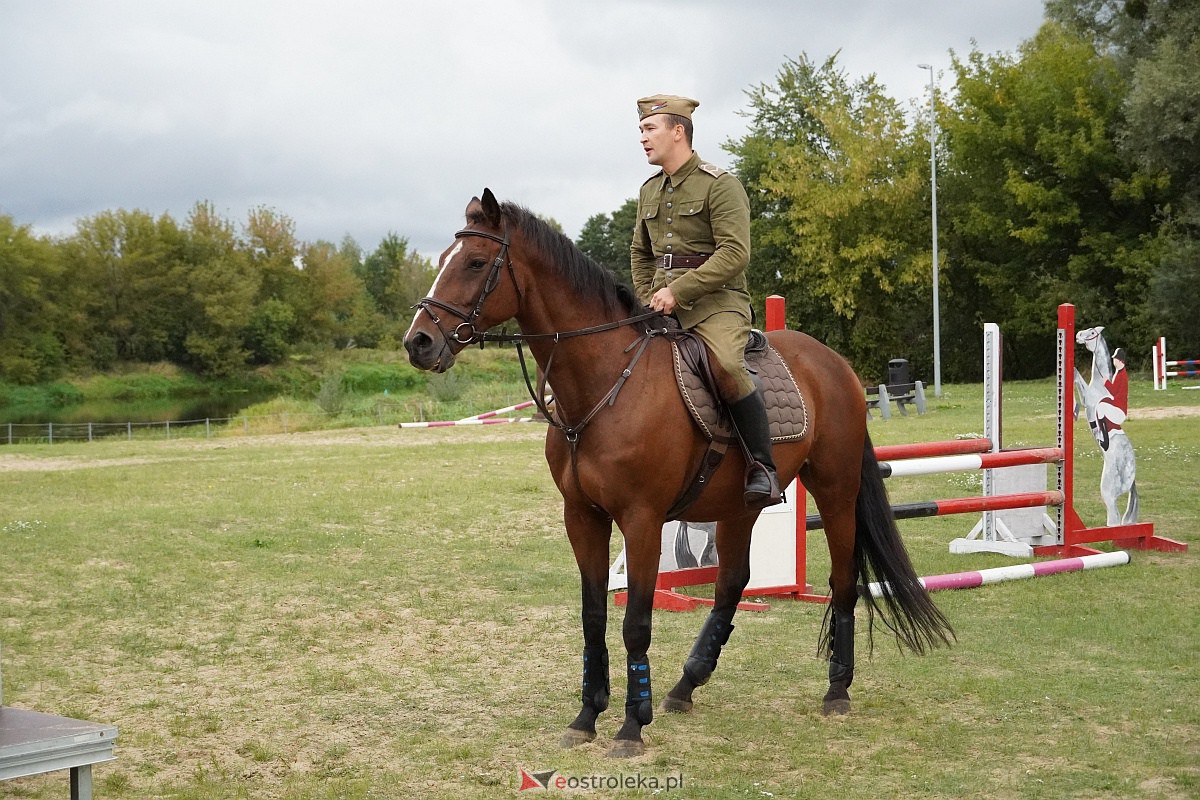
[
  {"xmin": 728, "ymin": 392, "xmax": 781, "ymax": 508},
  {"xmin": 823, "ymin": 608, "xmax": 855, "ymax": 716}
]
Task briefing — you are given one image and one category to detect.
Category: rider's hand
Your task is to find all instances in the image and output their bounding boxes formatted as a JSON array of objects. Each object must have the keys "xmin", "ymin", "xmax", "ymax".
[{"xmin": 650, "ymin": 287, "xmax": 677, "ymax": 314}]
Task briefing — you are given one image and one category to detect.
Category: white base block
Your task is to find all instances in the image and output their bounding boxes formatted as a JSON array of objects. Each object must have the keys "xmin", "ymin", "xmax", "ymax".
[{"xmin": 949, "ymin": 537, "xmax": 1034, "ymax": 557}]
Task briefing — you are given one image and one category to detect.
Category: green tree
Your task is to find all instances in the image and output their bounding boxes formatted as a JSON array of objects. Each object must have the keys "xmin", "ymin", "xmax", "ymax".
[
  {"xmin": 576, "ymin": 198, "xmax": 638, "ymax": 287},
  {"xmin": 358, "ymin": 233, "xmax": 436, "ymax": 328},
  {"xmin": 59, "ymin": 209, "xmax": 189, "ymax": 368},
  {"xmin": 180, "ymin": 202, "xmax": 259, "ymax": 376},
  {"xmin": 727, "ymin": 53, "xmax": 933, "ymax": 379},
  {"xmin": 244, "ymin": 297, "xmax": 296, "ymax": 364},
  {"xmin": 1047, "ymin": 0, "xmax": 1200, "ymax": 357},
  {"xmin": 0, "ymin": 216, "xmax": 65, "ymax": 382},
  {"xmin": 941, "ymin": 24, "xmax": 1166, "ymax": 377}
]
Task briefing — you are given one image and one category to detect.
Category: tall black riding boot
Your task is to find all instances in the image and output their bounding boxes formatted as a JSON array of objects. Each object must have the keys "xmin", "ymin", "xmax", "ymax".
[{"xmin": 728, "ymin": 392, "xmax": 782, "ymax": 508}]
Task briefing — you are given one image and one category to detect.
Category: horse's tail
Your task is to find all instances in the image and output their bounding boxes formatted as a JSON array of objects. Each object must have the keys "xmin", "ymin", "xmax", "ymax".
[{"xmin": 852, "ymin": 429, "xmax": 955, "ymax": 654}]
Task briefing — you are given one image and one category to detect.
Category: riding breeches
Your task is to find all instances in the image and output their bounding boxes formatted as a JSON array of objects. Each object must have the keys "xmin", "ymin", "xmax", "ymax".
[{"xmin": 688, "ymin": 310, "xmax": 756, "ymax": 402}]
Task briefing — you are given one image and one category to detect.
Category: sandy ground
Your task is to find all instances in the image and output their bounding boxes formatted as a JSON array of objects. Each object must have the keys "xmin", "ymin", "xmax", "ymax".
[{"xmin": 1134, "ymin": 405, "xmax": 1200, "ymax": 419}]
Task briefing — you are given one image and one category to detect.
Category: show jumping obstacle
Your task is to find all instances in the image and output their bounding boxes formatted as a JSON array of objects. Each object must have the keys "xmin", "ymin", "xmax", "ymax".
[
  {"xmin": 613, "ymin": 300, "xmax": 1184, "ymax": 611},
  {"xmin": 396, "ymin": 398, "xmax": 548, "ymax": 428},
  {"xmin": 865, "ymin": 550, "xmax": 1131, "ymax": 598},
  {"xmin": 1152, "ymin": 337, "xmax": 1200, "ymax": 390},
  {"xmin": 397, "ymin": 416, "xmax": 536, "ymax": 429}
]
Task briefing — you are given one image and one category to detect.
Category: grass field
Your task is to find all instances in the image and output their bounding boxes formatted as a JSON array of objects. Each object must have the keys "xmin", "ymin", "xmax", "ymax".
[{"xmin": 1, "ymin": 378, "xmax": 1197, "ymax": 799}]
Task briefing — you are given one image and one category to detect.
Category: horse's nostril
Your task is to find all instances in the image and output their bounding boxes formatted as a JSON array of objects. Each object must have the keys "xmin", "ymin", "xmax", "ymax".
[{"xmin": 405, "ymin": 332, "xmax": 430, "ymax": 355}]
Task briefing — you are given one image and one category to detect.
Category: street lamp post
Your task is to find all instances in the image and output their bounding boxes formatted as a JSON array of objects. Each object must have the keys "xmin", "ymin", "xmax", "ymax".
[{"xmin": 918, "ymin": 63, "xmax": 942, "ymax": 397}]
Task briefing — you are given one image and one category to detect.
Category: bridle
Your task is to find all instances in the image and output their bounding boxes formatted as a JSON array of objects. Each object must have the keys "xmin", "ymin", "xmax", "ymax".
[
  {"xmin": 411, "ymin": 221, "xmax": 673, "ymax": 452},
  {"xmin": 411, "ymin": 226, "xmax": 518, "ymax": 347},
  {"xmin": 411, "ymin": 224, "xmax": 661, "ymax": 348}
]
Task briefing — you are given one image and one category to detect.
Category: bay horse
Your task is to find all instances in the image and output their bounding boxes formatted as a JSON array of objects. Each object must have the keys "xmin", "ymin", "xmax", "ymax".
[{"xmin": 403, "ymin": 189, "xmax": 953, "ymax": 758}]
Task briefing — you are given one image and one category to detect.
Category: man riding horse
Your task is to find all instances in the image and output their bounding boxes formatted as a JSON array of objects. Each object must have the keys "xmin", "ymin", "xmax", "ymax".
[{"xmin": 631, "ymin": 94, "xmax": 780, "ymax": 508}]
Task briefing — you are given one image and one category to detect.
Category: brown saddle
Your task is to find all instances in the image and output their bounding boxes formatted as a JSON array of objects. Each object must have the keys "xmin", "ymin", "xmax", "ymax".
[
  {"xmin": 672, "ymin": 331, "xmax": 810, "ymax": 444},
  {"xmin": 661, "ymin": 330, "xmax": 809, "ymax": 519}
]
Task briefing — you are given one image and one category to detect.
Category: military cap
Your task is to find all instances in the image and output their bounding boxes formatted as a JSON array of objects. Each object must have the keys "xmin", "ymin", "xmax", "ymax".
[{"xmin": 637, "ymin": 94, "xmax": 699, "ymax": 120}]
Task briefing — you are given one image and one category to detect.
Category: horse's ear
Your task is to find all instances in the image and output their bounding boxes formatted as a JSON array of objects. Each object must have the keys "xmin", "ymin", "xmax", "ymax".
[{"xmin": 480, "ymin": 188, "xmax": 502, "ymax": 227}]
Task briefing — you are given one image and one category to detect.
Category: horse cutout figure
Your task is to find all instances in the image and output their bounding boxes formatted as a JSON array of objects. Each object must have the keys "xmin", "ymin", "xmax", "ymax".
[
  {"xmin": 403, "ymin": 189, "xmax": 953, "ymax": 758},
  {"xmin": 1075, "ymin": 326, "xmax": 1139, "ymax": 526}
]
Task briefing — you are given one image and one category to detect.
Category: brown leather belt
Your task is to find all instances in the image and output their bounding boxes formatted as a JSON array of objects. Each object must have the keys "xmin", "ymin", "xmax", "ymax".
[{"xmin": 656, "ymin": 254, "xmax": 710, "ymax": 269}]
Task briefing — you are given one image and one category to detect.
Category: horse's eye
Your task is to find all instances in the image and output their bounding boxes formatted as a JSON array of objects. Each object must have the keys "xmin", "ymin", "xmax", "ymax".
[{"xmin": 468, "ymin": 258, "xmax": 487, "ymax": 271}]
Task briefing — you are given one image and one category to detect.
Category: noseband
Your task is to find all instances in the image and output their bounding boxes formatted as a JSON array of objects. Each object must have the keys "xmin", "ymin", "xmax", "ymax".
[{"xmin": 412, "ymin": 226, "xmax": 518, "ymax": 345}]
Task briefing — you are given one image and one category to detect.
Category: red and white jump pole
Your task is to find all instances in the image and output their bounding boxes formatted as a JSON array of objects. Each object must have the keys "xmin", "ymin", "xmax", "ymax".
[
  {"xmin": 397, "ymin": 416, "xmax": 535, "ymax": 429},
  {"xmin": 1152, "ymin": 336, "xmax": 1200, "ymax": 390},
  {"xmin": 877, "ymin": 446, "xmax": 1062, "ymax": 478},
  {"xmin": 457, "ymin": 399, "xmax": 546, "ymax": 422},
  {"xmin": 397, "ymin": 397, "xmax": 550, "ymax": 428}
]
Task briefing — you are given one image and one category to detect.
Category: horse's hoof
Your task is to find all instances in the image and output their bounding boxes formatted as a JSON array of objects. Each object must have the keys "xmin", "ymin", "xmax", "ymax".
[
  {"xmin": 660, "ymin": 696, "xmax": 694, "ymax": 714},
  {"xmin": 607, "ymin": 738, "xmax": 646, "ymax": 759},
  {"xmin": 822, "ymin": 698, "xmax": 851, "ymax": 716},
  {"xmin": 559, "ymin": 728, "xmax": 596, "ymax": 749}
]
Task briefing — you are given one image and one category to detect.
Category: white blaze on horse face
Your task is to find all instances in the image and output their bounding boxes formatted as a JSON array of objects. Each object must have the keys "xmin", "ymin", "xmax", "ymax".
[
  {"xmin": 404, "ymin": 240, "xmax": 465, "ymax": 341},
  {"xmin": 429, "ymin": 240, "xmax": 464, "ymax": 299}
]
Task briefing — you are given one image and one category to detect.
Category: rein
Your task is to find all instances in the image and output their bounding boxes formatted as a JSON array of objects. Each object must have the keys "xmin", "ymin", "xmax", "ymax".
[{"xmin": 526, "ymin": 326, "xmax": 670, "ymax": 444}]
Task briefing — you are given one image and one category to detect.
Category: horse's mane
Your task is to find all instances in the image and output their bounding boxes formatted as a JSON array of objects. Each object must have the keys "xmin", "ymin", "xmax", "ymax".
[{"xmin": 469, "ymin": 201, "xmax": 640, "ymax": 317}]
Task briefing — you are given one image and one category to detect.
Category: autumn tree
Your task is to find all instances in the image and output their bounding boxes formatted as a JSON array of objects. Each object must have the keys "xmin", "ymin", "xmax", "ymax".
[
  {"xmin": 301, "ymin": 240, "xmax": 383, "ymax": 348},
  {"xmin": 240, "ymin": 207, "xmax": 304, "ymax": 362}
]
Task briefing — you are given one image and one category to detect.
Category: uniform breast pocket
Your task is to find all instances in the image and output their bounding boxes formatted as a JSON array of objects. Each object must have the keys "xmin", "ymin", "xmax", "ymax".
[{"xmin": 675, "ymin": 198, "xmax": 712, "ymax": 250}]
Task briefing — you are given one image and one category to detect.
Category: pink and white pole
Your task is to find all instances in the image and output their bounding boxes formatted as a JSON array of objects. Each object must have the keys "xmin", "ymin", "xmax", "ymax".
[
  {"xmin": 866, "ymin": 550, "xmax": 1131, "ymax": 598},
  {"xmin": 397, "ymin": 397, "xmax": 550, "ymax": 429},
  {"xmin": 456, "ymin": 398, "xmax": 547, "ymax": 422},
  {"xmin": 397, "ymin": 416, "xmax": 535, "ymax": 429}
]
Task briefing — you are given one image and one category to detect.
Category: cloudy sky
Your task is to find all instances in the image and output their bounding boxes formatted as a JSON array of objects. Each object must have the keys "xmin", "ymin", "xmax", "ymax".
[{"xmin": 2, "ymin": 0, "xmax": 1047, "ymax": 259}]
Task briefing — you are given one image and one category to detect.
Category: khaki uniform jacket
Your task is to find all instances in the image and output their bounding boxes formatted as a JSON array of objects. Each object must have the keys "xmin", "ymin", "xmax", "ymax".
[{"xmin": 630, "ymin": 151, "xmax": 752, "ymax": 329}]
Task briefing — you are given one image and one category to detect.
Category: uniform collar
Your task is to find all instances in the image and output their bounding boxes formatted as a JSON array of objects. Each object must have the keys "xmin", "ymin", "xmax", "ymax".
[{"xmin": 658, "ymin": 150, "xmax": 701, "ymax": 188}]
